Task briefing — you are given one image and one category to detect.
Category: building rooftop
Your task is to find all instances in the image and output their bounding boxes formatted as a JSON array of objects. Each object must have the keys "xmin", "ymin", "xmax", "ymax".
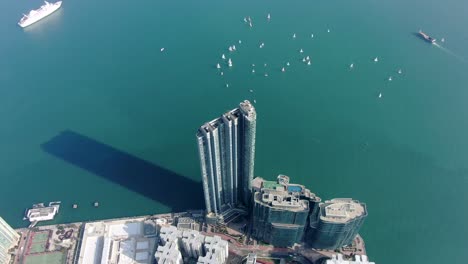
[
  {"xmin": 326, "ymin": 254, "xmax": 375, "ymax": 264},
  {"xmin": 239, "ymin": 100, "xmax": 256, "ymax": 120},
  {"xmin": 78, "ymin": 217, "xmax": 158, "ymax": 264},
  {"xmin": 321, "ymin": 199, "xmax": 367, "ymax": 223},
  {"xmin": 156, "ymin": 226, "xmax": 228, "ymax": 264},
  {"xmin": 253, "ymin": 175, "xmax": 320, "ymax": 212}
]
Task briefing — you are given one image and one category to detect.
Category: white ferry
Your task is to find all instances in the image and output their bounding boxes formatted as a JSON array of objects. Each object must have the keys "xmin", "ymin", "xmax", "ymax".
[{"xmin": 18, "ymin": 1, "xmax": 62, "ymax": 28}]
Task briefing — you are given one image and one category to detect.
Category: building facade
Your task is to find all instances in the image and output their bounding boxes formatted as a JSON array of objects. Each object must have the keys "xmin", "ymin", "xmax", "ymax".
[
  {"xmin": 196, "ymin": 100, "xmax": 256, "ymax": 217},
  {"xmin": 251, "ymin": 175, "xmax": 321, "ymax": 247},
  {"xmin": 0, "ymin": 217, "xmax": 20, "ymax": 264},
  {"xmin": 307, "ymin": 198, "xmax": 368, "ymax": 250},
  {"xmin": 156, "ymin": 226, "xmax": 228, "ymax": 264}
]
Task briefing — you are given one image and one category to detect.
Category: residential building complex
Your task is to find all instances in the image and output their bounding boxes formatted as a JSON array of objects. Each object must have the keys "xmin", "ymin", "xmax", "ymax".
[
  {"xmin": 307, "ymin": 198, "xmax": 368, "ymax": 249},
  {"xmin": 0, "ymin": 217, "xmax": 20, "ymax": 264},
  {"xmin": 251, "ymin": 175, "xmax": 321, "ymax": 247},
  {"xmin": 155, "ymin": 226, "xmax": 228, "ymax": 264},
  {"xmin": 196, "ymin": 100, "xmax": 257, "ymax": 219}
]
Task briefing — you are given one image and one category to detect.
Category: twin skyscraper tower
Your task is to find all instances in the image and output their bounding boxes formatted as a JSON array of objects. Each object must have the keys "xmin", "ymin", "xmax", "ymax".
[{"xmin": 196, "ymin": 100, "xmax": 256, "ymax": 219}]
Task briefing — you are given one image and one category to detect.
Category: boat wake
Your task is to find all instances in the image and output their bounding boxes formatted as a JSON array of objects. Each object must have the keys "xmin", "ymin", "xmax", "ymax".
[{"xmin": 433, "ymin": 43, "xmax": 467, "ymax": 63}]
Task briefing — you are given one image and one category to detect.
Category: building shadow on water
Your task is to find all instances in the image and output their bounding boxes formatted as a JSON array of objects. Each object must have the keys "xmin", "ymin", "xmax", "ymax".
[{"xmin": 41, "ymin": 130, "xmax": 204, "ymax": 212}]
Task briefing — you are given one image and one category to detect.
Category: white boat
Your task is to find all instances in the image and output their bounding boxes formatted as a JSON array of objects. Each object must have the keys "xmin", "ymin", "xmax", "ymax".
[
  {"xmin": 302, "ymin": 58, "xmax": 306, "ymax": 62},
  {"xmin": 244, "ymin": 17, "xmax": 248, "ymax": 23},
  {"xmin": 281, "ymin": 67, "xmax": 285, "ymax": 72},
  {"xmin": 232, "ymin": 45, "xmax": 236, "ymax": 50},
  {"xmin": 229, "ymin": 46, "xmax": 233, "ymax": 52},
  {"xmin": 220, "ymin": 72, "xmax": 224, "ymax": 75},
  {"xmin": 388, "ymin": 76, "xmax": 392, "ymax": 81},
  {"xmin": 378, "ymin": 93, "xmax": 382, "ymax": 98},
  {"xmin": 226, "ymin": 84, "xmax": 229, "ymax": 87},
  {"xmin": 264, "ymin": 73, "xmax": 268, "ymax": 77},
  {"xmin": 306, "ymin": 56, "xmax": 310, "ymax": 60},
  {"xmin": 398, "ymin": 69, "xmax": 402, "ymax": 74},
  {"xmin": 441, "ymin": 38, "xmax": 445, "ymax": 42},
  {"xmin": 267, "ymin": 13, "xmax": 271, "ymax": 20},
  {"xmin": 228, "ymin": 58, "xmax": 233, "ymax": 67},
  {"xmin": 160, "ymin": 48, "xmax": 165, "ymax": 52},
  {"xmin": 374, "ymin": 57, "xmax": 379, "ymax": 62},
  {"xmin": 293, "ymin": 33, "xmax": 296, "ymax": 38},
  {"xmin": 222, "ymin": 54, "xmax": 226, "ymax": 60},
  {"xmin": 286, "ymin": 62, "xmax": 290, "ymax": 66},
  {"xmin": 327, "ymin": 29, "xmax": 330, "ymax": 33},
  {"xmin": 311, "ymin": 33, "xmax": 314, "ymax": 38},
  {"xmin": 253, "ymin": 100, "xmax": 257, "ymax": 103},
  {"xmin": 252, "ymin": 69, "xmax": 255, "ymax": 73},
  {"xmin": 252, "ymin": 64, "xmax": 255, "ymax": 67},
  {"xmin": 300, "ymin": 49, "xmax": 304, "ymax": 53},
  {"xmin": 239, "ymin": 40, "xmax": 242, "ymax": 44},
  {"xmin": 216, "ymin": 63, "xmax": 221, "ymax": 69},
  {"xmin": 350, "ymin": 63, "xmax": 354, "ymax": 68},
  {"xmin": 18, "ymin": 1, "xmax": 62, "ymax": 28},
  {"xmin": 307, "ymin": 61, "xmax": 311, "ymax": 65}
]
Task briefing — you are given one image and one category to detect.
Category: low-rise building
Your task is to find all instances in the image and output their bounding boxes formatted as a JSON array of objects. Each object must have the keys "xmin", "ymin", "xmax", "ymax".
[
  {"xmin": 77, "ymin": 217, "xmax": 158, "ymax": 264},
  {"xmin": 326, "ymin": 253, "xmax": 375, "ymax": 264}
]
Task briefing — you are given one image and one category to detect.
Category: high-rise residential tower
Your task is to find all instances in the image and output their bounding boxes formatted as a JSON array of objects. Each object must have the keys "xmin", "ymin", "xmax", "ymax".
[
  {"xmin": 250, "ymin": 175, "xmax": 321, "ymax": 247},
  {"xmin": 196, "ymin": 100, "xmax": 256, "ymax": 218},
  {"xmin": 307, "ymin": 198, "xmax": 368, "ymax": 249},
  {"xmin": 0, "ymin": 217, "xmax": 20, "ymax": 264}
]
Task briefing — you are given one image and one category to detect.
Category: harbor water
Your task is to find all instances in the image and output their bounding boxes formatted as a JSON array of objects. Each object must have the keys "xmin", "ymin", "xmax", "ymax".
[{"xmin": 1, "ymin": 0, "xmax": 468, "ymax": 263}]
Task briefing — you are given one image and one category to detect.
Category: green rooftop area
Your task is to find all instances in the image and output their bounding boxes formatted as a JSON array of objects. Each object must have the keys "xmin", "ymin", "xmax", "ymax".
[
  {"xmin": 262, "ymin": 180, "xmax": 283, "ymax": 190},
  {"xmin": 24, "ymin": 251, "xmax": 67, "ymax": 264}
]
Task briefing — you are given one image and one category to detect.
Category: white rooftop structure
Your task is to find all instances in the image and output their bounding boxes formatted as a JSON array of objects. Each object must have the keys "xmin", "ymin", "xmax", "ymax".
[
  {"xmin": 322, "ymin": 199, "xmax": 366, "ymax": 223},
  {"xmin": 78, "ymin": 217, "xmax": 157, "ymax": 264},
  {"xmin": 326, "ymin": 254, "xmax": 375, "ymax": 264},
  {"xmin": 155, "ymin": 226, "xmax": 228, "ymax": 264}
]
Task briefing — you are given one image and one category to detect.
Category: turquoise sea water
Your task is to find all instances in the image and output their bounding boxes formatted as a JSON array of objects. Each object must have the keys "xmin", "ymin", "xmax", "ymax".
[{"xmin": 1, "ymin": 0, "xmax": 468, "ymax": 263}]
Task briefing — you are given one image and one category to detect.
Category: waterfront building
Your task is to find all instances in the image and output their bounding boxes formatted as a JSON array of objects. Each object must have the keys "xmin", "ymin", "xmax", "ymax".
[
  {"xmin": 307, "ymin": 198, "xmax": 368, "ymax": 250},
  {"xmin": 326, "ymin": 253, "xmax": 375, "ymax": 264},
  {"xmin": 156, "ymin": 226, "xmax": 228, "ymax": 264},
  {"xmin": 176, "ymin": 217, "xmax": 201, "ymax": 231},
  {"xmin": 0, "ymin": 217, "xmax": 20, "ymax": 264},
  {"xmin": 196, "ymin": 100, "xmax": 257, "ymax": 219},
  {"xmin": 77, "ymin": 217, "xmax": 158, "ymax": 264},
  {"xmin": 251, "ymin": 175, "xmax": 321, "ymax": 247}
]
